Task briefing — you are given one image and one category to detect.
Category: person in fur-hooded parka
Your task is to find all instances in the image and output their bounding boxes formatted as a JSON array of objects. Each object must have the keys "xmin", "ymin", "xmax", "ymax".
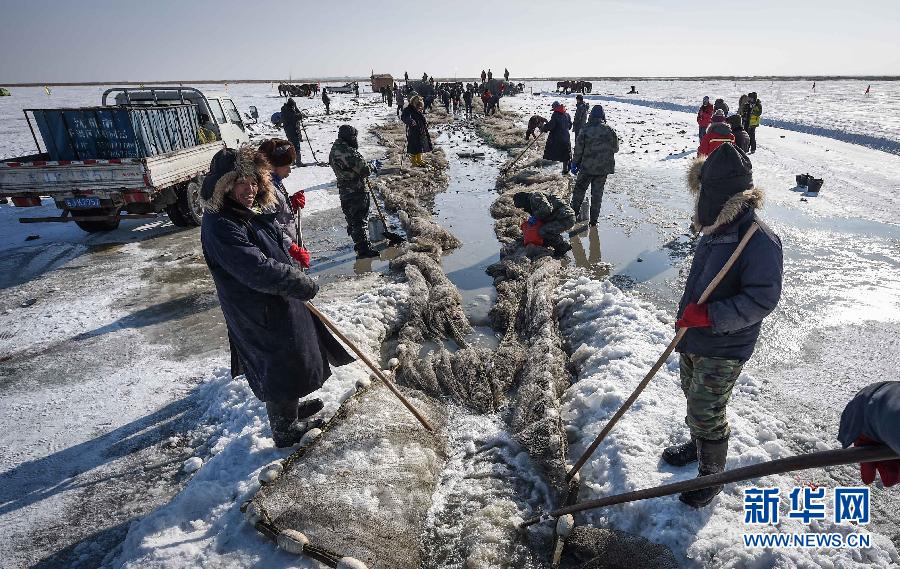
[
  {"xmin": 200, "ymin": 146, "xmax": 354, "ymax": 447},
  {"xmin": 665, "ymin": 142, "xmax": 783, "ymax": 508}
]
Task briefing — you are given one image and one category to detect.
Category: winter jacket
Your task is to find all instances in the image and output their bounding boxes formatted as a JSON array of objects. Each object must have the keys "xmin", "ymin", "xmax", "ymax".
[
  {"xmin": 676, "ymin": 206, "xmax": 783, "ymax": 361},
  {"xmin": 573, "ymin": 117, "xmax": 619, "ymax": 176},
  {"xmin": 713, "ymin": 99, "xmax": 730, "ymax": 117},
  {"xmin": 518, "ymin": 192, "xmax": 573, "ymax": 224},
  {"xmin": 698, "ymin": 123, "xmax": 736, "ymax": 156},
  {"xmin": 838, "ymin": 382, "xmax": 900, "ymax": 455},
  {"xmin": 328, "ymin": 139, "xmax": 370, "ymax": 193},
  {"xmin": 542, "ymin": 107, "xmax": 573, "ymax": 162},
  {"xmin": 270, "ymin": 174, "xmax": 298, "ymax": 243},
  {"xmin": 201, "ymin": 197, "xmax": 353, "ymax": 402},
  {"xmin": 748, "ymin": 100, "xmax": 763, "ymax": 127},
  {"xmin": 731, "ymin": 126, "xmax": 751, "ymax": 153},
  {"xmin": 697, "ymin": 103, "xmax": 714, "ymax": 128},
  {"xmin": 280, "ymin": 102, "xmax": 301, "ymax": 138},
  {"xmin": 573, "ymin": 101, "xmax": 589, "ymax": 134},
  {"xmin": 401, "ymin": 105, "xmax": 433, "ymax": 154}
]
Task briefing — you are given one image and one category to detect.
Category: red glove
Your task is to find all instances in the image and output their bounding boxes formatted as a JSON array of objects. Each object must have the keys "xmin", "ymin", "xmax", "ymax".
[
  {"xmin": 521, "ymin": 218, "xmax": 544, "ymax": 247},
  {"xmin": 676, "ymin": 303, "xmax": 711, "ymax": 329},
  {"xmin": 288, "ymin": 243, "xmax": 311, "ymax": 269},
  {"xmin": 289, "ymin": 190, "xmax": 306, "ymax": 212},
  {"xmin": 855, "ymin": 435, "xmax": 900, "ymax": 487}
]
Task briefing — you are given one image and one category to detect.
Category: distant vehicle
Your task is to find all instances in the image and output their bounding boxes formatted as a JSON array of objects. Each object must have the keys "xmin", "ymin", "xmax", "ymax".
[
  {"xmin": 326, "ymin": 82, "xmax": 358, "ymax": 94},
  {"xmin": 0, "ymin": 87, "xmax": 10, "ymax": 97},
  {"xmin": 0, "ymin": 86, "xmax": 259, "ymax": 232}
]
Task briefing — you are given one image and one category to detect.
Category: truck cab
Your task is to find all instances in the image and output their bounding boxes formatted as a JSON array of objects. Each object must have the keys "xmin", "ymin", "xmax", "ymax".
[{"xmin": 104, "ymin": 87, "xmax": 250, "ymax": 149}]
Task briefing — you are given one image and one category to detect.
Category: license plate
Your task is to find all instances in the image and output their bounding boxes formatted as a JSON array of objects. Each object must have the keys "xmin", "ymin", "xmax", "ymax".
[{"xmin": 65, "ymin": 197, "xmax": 101, "ymax": 209}]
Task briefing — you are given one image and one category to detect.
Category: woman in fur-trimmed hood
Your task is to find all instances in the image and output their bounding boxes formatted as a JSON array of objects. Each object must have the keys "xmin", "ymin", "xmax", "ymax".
[
  {"xmin": 664, "ymin": 142, "xmax": 783, "ymax": 508},
  {"xmin": 200, "ymin": 146, "xmax": 353, "ymax": 448}
]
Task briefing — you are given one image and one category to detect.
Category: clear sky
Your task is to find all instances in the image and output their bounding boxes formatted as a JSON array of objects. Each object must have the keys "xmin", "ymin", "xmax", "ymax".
[{"xmin": 1, "ymin": 0, "xmax": 897, "ymax": 83}]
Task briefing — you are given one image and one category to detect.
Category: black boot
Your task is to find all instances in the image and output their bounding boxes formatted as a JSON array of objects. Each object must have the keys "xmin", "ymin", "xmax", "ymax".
[
  {"xmin": 266, "ymin": 399, "xmax": 324, "ymax": 448},
  {"xmin": 297, "ymin": 397, "xmax": 324, "ymax": 419},
  {"xmin": 662, "ymin": 438, "xmax": 698, "ymax": 467},
  {"xmin": 679, "ymin": 437, "xmax": 729, "ymax": 508},
  {"xmin": 552, "ymin": 242, "xmax": 572, "ymax": 258},
  {"xmin": 355, "ymin": 242, "xmax": 380, "ymax": 259}
]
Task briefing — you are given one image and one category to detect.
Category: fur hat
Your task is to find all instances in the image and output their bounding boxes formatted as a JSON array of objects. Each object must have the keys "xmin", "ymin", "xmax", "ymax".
[
  {"xmin": 409, "ymin": 94, "xmax": 423, "ymax": 109},
  {"xmin": 257, "ymin": 138, "xmax": 295, "ymax": 168},
  {"xmin": 687, "ymin": 144, "xmax": 763, "ymax": 234},
  {"xmin": 203, "ymin": 146, "xmax": 276, "ymax": 213}
]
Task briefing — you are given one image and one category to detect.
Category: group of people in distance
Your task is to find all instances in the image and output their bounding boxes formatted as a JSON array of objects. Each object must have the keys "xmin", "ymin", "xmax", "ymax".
[{"xmin": 697, "ymin": 93, "xmax": 762, "ymax": 155}]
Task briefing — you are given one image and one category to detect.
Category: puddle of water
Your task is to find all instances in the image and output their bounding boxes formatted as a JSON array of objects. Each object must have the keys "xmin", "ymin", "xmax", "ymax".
[{"xmin": 434, "ymin": 128, "xmax": 506, "ymax": 325}]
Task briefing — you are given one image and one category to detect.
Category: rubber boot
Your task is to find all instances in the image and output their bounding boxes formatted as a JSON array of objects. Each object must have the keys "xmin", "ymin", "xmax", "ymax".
[
  {"xmin": 355, "ymin": 242, "xmax": 380, "ymax": 259},
  {"xmin": 266, "ymin": 399, "xmax": 324, "ymax": 448},
  {"xmin": 679, "ymin": 437, "xmax": 729, "ymax": 508},
  {"xmin": 662, "ymin": 439, "xmax": 698, "ymax": 467}
]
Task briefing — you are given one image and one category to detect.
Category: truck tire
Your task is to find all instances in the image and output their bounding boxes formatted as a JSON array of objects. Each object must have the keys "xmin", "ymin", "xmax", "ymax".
[
  {"xmin": 72, "ymin": 208, "xmax": 121, "ymax": 232},
  {"xmin": 166, "ymin": 178, "xmax": 203, "ymax": 227}
]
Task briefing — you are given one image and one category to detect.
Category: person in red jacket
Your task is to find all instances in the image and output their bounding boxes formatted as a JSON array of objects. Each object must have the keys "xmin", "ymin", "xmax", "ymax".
[
  {"xmin": 697, "ymin": 96, "xmax": 714, "ymax": 140},
  {"xmin": 698, "ymin": 110, "xmax": 735, "ymax": 157}
]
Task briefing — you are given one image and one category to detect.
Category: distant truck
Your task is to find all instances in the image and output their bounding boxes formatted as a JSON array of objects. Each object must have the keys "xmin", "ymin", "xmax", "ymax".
[
  {"xmin": 0, "ymin": 86, "xmax": 259, "ymax": 232},
  {"xmin": 326, "ymin": 82, "xmax": 358, "ymax": 94}
]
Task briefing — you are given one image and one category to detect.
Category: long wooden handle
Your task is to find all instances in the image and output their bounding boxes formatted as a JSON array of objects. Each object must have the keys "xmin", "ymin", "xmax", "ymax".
[
  {"xmin": 567, "ymin": 222, "xmax": 761, "ymax": 481},
  {"xmin": 306, "ymin": 302, "xmax": 435, "ymax": 432},
  {"xmin": 365, "ymin": 179, "xmax": 390, "ymax": 227},
  {"xmin": 502, "ymin": 131, "xmax": 545, "ymax": 173},
  {"xmin": 524, "ymin": 444, "xmax": 898, "ymax": 527}
]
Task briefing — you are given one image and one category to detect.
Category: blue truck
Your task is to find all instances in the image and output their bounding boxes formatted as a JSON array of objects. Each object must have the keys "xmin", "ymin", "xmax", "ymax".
[{"xmin": 0, "ymin": 86, "xmax": 259, "ymax": 232}]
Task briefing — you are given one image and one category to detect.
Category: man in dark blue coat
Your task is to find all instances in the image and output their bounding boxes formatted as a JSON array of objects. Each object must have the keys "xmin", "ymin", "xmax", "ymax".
[
  {"xmin": 542, "ymin": 101, "xmax": 573, "ymax": 175},
  {"xmin": 663, "ymin": 143, "xmax": 783, "ymax": 507},
  {"xmin": 201, "ymin": 147, "xmax": 353, "ymax": 447},
  {"xmin": 279, "ymin": 98, "xmax": 303, "ymax": 166}
]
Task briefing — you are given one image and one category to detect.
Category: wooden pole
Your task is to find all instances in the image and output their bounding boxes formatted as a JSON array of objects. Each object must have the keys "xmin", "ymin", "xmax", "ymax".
[
  {"xmin": 501, "ymin": 131, "xmax": 545, "ymax": 174},
  {"xmin": 567, "ymin": 223, "xmax": 761, "ymax": 481},
  {"xmin": 522, "ymin": 445, "xmax": 898, "ymax": 528},
  {"xmin": 305, "ymin": 302, "xmax": 435, "ymax": 432}
]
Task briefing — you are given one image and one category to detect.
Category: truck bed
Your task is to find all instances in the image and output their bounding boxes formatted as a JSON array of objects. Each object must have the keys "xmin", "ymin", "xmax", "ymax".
[{"xmin": 0, "ymin": 141, "xmax": 224, "ymax": 196}]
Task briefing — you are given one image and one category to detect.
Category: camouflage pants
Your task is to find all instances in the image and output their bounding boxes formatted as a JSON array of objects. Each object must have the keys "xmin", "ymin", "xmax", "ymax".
[
  {"xmin": 339, "ymin": 190, "xmax": 370, "ymax": 248},
  {"xmin": 539, "ymin": 211, "xmax": 576, "ymax": 248},
  {"xmin": 679, "ymin": 353, "xmax": 744, "ymax": 441},
  {"xmin": 571, "ymin": 173, "xmax": 607, "ymax": 224}
]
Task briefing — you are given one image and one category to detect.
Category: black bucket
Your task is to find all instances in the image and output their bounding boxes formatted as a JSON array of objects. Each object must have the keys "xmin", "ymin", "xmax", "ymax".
[
  {"xmin": 796, "ymin": 174, "xmax": 810, "ymax": 187},
  {"xmin": 807, "ymin": 178, "xmax": 824, "ymax": 193}
]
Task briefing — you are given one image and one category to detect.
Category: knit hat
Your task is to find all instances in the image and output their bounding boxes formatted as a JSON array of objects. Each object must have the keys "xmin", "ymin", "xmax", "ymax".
[
  {"xmin": 588, "ymin": 105, "xmax": 606, "ymax": 123},
  {"xmin": 696, "ymin": 144, "xmax": 753, "ymax": 228},
  {"xmin": 726, "ymin": 114, "xmax": 743, "ymax": 130},
  {"xmin": 711, "ymin": 109, "xmax": 727, "ymax": 123},
  {"xmin": 257, "ymin": 138, "xmax": 295, "ymax": 168},
  {"xmin": 338, "ymin": 124, "xmax": 359, "ymax": 149},
  {"xmin": 551, "ymin": 101, "xmax": 561, "ymax": 108},
  {"xmin": 702, "ymin": 96, "xmax": 710, "ymax": 104},
  {"xmin": 575, "ymin": 94, "xmax": 584, "ymax": 101}
]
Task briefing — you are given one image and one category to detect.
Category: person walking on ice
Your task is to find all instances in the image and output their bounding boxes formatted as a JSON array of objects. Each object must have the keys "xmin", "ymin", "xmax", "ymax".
[
  {"xmin": 329, "ymin": 125, "xmax": 380, "ymax": 259},
  {"xmin": 664, "ymin": 143, "xmax": 783, "ymax": 508},
  {"xmin": 570, "ymin": 105, "xmax": 619, "ymax": 226}
]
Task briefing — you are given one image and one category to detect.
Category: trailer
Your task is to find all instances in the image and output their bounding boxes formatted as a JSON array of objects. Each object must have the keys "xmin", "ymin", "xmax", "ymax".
[{"xmin": 0, "ymin": 86, "xmax": 257, "ymax": 232}]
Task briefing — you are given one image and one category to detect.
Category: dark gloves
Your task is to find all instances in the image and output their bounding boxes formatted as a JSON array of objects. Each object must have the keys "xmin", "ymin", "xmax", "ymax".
[
  {"xmin": 289, "ymin": 190, "xmax": 306, "ymax": 212},
  {"xmin": 288, "ymin": 242, "xmax": 311, "ymax": 269},
  {"xmin": 677, "ymin": 303, "xmax": 711, "ymax": 329}
]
